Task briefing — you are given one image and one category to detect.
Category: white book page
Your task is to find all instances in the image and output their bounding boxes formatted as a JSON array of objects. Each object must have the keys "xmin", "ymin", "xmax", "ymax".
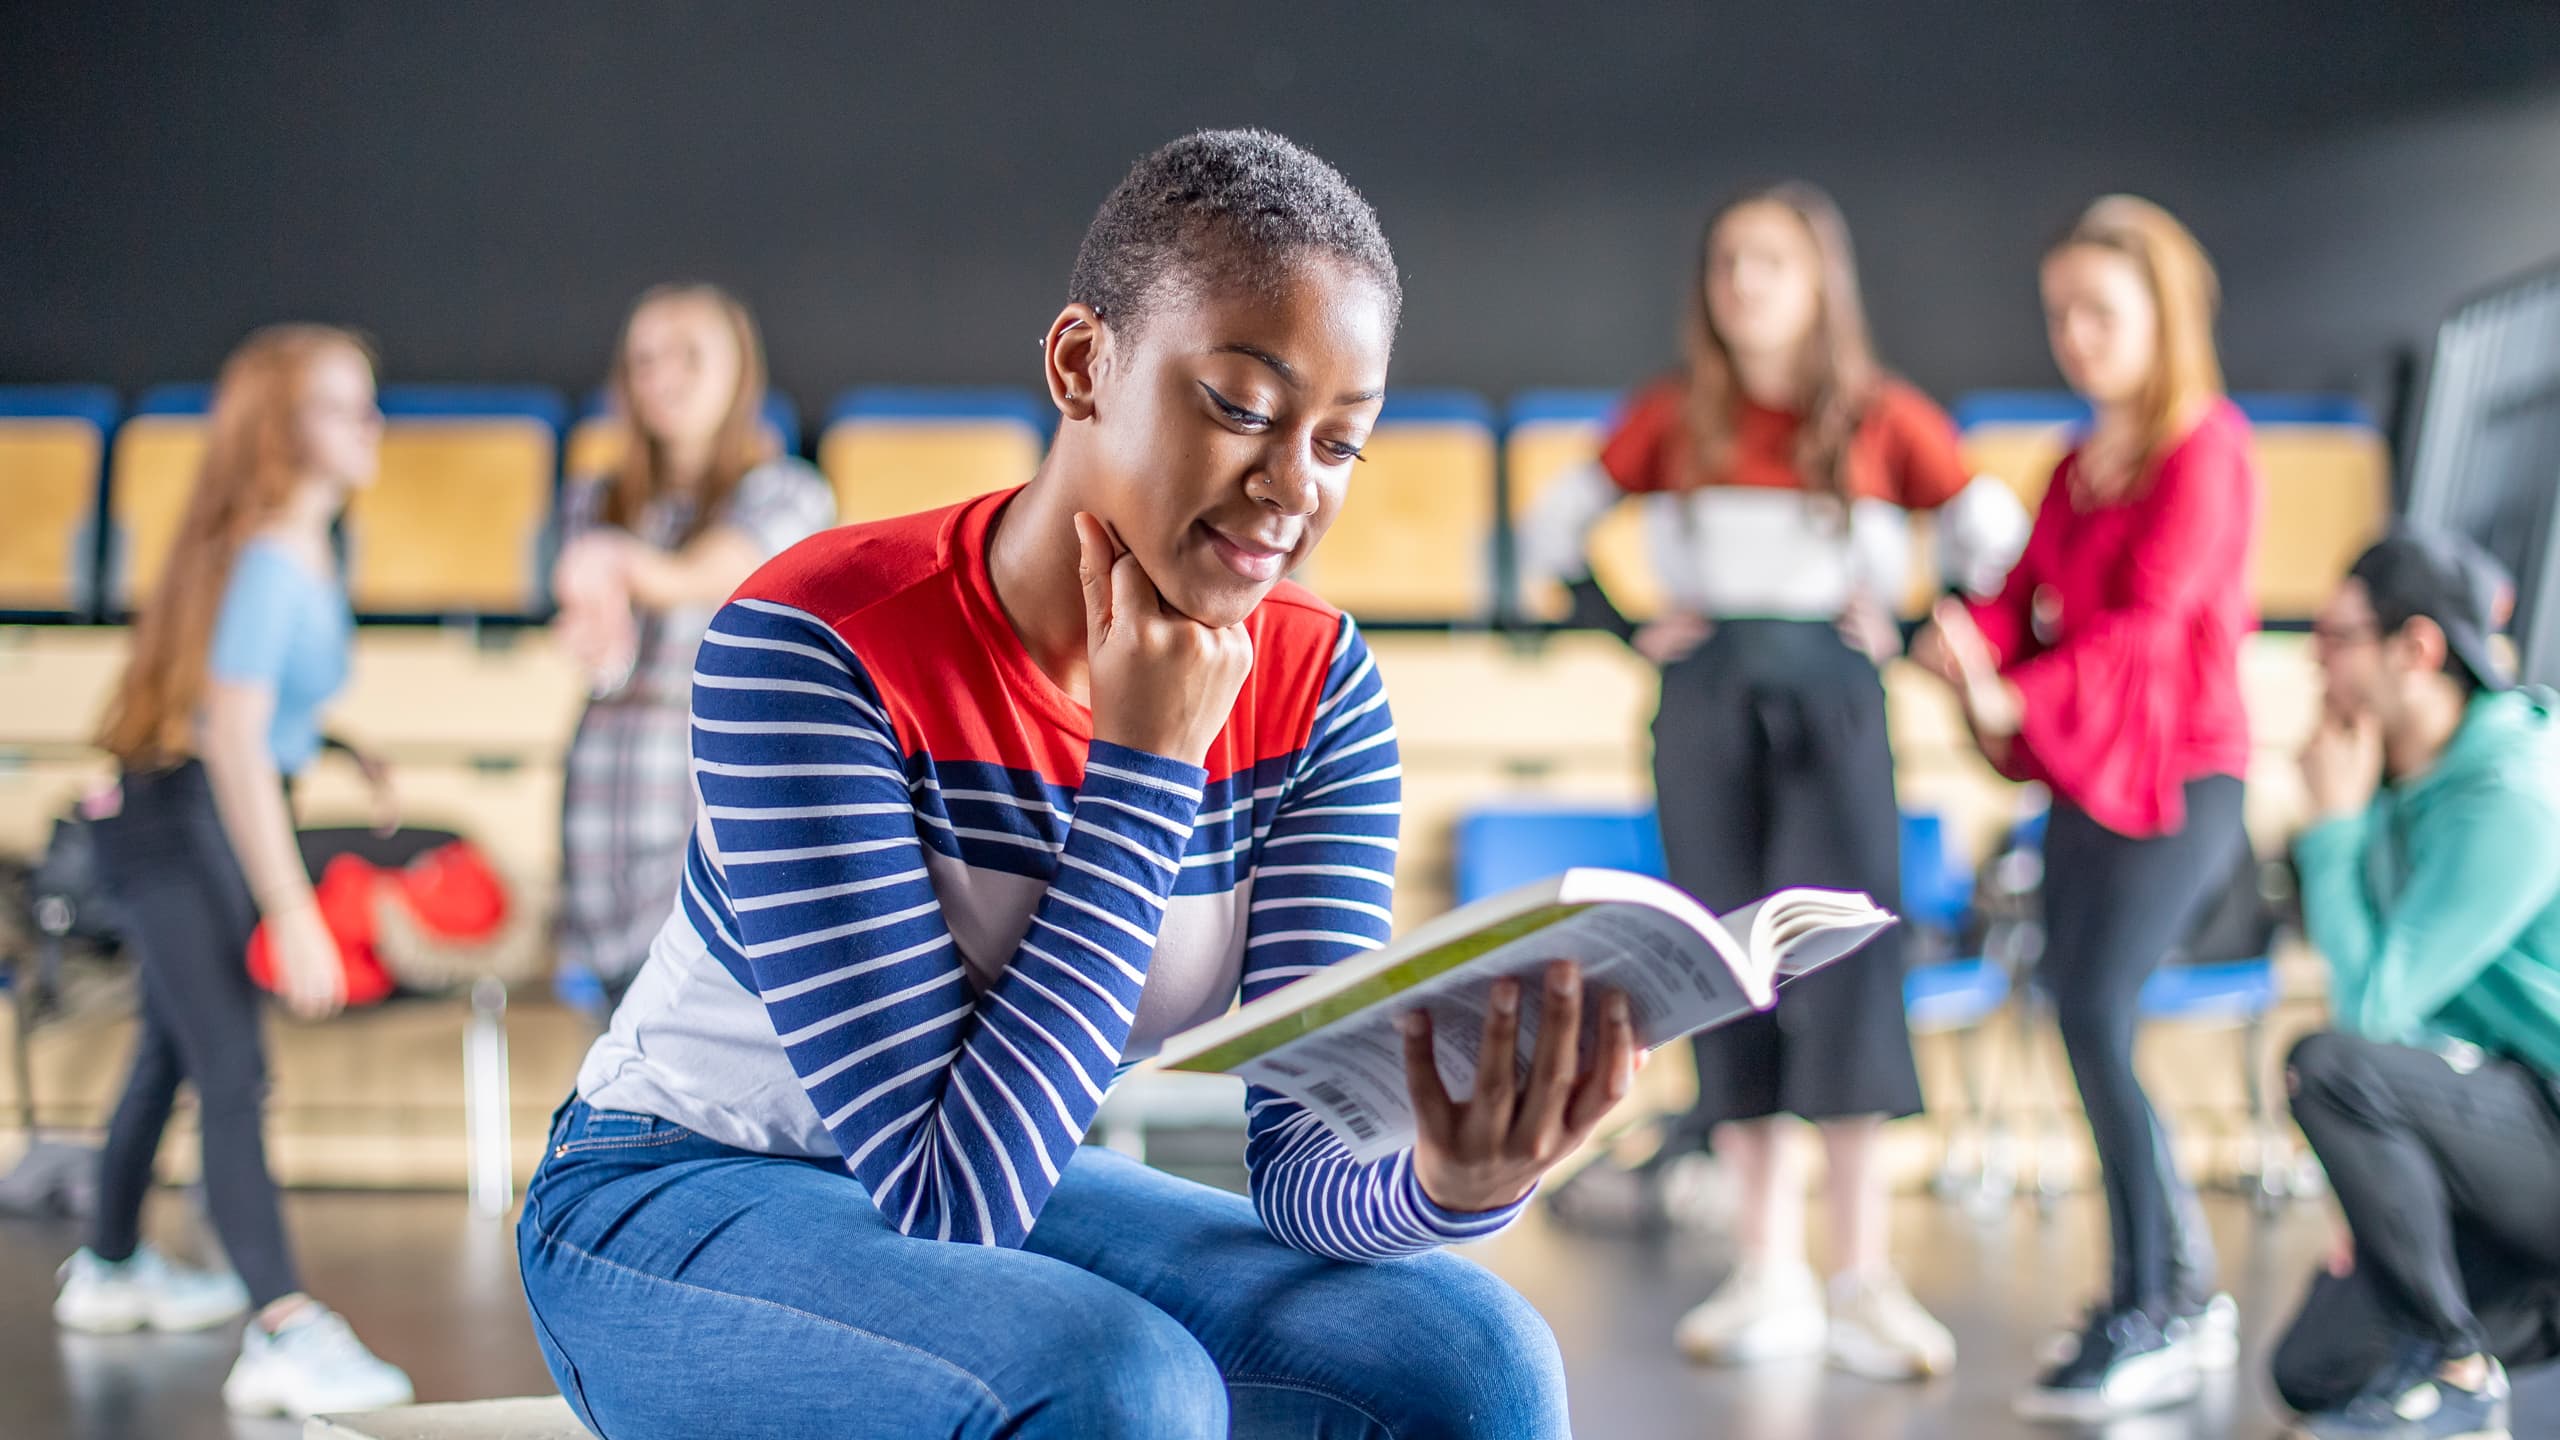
[
  {"xmin": 1726, "ymin": 889, "xmax": 1898, "ymax": 978},
  {"xmin": 1173, "ymin": 875, "xmax": 1893, "ymax": 1164},
  {"xmin": 1237, "ymin": 884, "xmax": 1759, "ymax": 1163}
]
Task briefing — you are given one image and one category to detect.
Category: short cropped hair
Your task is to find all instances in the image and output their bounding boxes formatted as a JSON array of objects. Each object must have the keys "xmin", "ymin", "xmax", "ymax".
[{"xmin": 1067, "ymin": 129, "xmax": 1400, "ymax": 337}]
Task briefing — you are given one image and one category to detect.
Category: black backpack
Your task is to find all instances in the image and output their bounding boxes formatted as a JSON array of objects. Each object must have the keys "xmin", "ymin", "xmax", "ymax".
[{"xmin": 28, "ymin": 811, "xmax": 130, "ymax": 950}]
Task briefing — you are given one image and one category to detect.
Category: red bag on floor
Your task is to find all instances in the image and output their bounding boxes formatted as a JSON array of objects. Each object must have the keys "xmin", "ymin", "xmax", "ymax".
[
  {"xmin": 390, "ymin": 840, "xmax": 510, "ymax": 938},
  {"xmin": 247, "ymin": 854, "xmax": 399, "ymax": 1006},
  {"xmin": 371, "ymin": 839, "xmax": 545, "ymax": 993},
  {"xmin": 248, "ymin": 839, "xmax": 521, "ymax": 1005}
]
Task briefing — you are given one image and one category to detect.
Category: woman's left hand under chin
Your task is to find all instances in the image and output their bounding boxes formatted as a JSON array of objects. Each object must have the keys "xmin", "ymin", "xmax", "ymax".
[{"xmin": 1400, "ymin": 961, "xmax": 1643, "ymax": 1213}]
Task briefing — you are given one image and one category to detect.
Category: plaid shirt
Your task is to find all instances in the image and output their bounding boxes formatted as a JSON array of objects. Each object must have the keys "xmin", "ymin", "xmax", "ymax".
[{"xmin": 556, "ymin": 459, "xmax": 835, "ymax": 982}]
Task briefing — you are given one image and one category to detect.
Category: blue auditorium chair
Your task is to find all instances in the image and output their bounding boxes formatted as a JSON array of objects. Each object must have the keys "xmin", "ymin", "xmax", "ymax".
[
  {"xmin": 105, "ymin": 384, "xmax": 217, "ymax": 610},
  {"xmin": 1453, "ymin": 801, "xmax": 1666, "ymax": 905},
  {"xmin": 1897, "ymin": 810, "xmax": 2016, "ymax": 1209},
  {"xmin": 1501, "ymin": 389, "xmax": 1643, "ymax": 621},
  {"xmin": 1300, "ymin": 389, "xmax": 1498, "ymax": 624},
  {"xmin": 348, "ymin": 385, "xmax": 567, "ymax": 619},
  {"xmin": 0, "ymin": 385, "xmax": 118, "ymax": 617},
  {"xmin": 817, "ymin": 386, "xmax": 1050, "ymax": 524}
]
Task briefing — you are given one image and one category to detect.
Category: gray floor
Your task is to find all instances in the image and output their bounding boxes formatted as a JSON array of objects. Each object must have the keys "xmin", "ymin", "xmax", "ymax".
[{"xmin": 2, "ymin": 1177, "xmax": 2551, "ymax": 1439}]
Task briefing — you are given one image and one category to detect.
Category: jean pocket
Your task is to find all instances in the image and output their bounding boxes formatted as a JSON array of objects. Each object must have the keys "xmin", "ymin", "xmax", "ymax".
[{"xmin": 551, "ymin": 1107, "xmax": 689, "ymax": 1158}]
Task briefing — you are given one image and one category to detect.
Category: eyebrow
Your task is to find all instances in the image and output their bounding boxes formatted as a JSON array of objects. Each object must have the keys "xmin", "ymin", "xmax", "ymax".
[{"xmin": 1211, "ymin": 343, "xmax": 1385, "ymax": 407}]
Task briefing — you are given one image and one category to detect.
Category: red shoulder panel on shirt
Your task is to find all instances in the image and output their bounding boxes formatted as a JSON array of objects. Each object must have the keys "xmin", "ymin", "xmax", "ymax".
[
  {"xmin": 733, "ymin": 498, "xmax": 961, "ymax": 627},
  {"xmin": 1216, "ymin": 579, "xmax": 1347, "ymax": 778},
  {"xmin": 726, "ymin": 493, "xmax": 1355, "ymax": 789}
]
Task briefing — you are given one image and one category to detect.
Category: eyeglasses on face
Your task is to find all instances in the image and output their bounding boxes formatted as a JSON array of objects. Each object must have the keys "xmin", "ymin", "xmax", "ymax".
[{"xmin": 2309, "ymin": 622, "xmax": 2383, "ymax": 651}]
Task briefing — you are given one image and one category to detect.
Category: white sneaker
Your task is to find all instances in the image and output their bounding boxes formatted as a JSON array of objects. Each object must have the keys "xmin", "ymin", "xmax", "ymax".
[
  {"xmin": 2015, "ymin": 1305, "xmax": 2203, "ymax": 1423},
  {"xmin": 54, "ymin": 1246, "xmax": 251, "ymax": 1334},
  {"xmin": 1825, "ymin": 1271, "xmax": 1957, "ymax": 1381},
  {"xmin": 1675, "ymin": 1258, "xmax": 1829, "ymax": 1365},
  {"xmin": 222, "ymin": 1305, "xmax": 415, "ymax": 1419},
  {"xmin": 2174, "ymin": 1292, "xmax": 2241, "ymax": 1371},
  {"xmin": 2037, "ymin": 1291, "xmax": 2239, "ymax": 1372}
]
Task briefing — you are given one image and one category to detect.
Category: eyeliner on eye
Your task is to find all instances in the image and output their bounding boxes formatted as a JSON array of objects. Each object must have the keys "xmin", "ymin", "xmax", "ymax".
[{"xmin": 1198, "ymin": 381, "xmax": 1269, "ymax": 427}]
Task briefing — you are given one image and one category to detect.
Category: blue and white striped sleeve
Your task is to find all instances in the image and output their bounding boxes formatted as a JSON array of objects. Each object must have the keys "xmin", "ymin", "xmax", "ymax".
[
  {"xmin": 689, "ymin": 597, "xmax": 1205, "ymax": 1248},
  {"xmin": 1239, "ymin": 616, "xmax": 1532, "ymax": 1261}
]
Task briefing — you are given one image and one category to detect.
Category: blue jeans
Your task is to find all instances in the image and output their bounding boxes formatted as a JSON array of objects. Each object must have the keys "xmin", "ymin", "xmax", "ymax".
[{"xmin": 517, "ymin": 1099, "xmax": 1569, "ymax": 1439}]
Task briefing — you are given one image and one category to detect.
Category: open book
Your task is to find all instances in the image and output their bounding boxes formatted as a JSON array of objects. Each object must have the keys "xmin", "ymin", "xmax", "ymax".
[{"xmin": 1153, "ymin": 869, "xmax": 1894, "ymax": 1163}]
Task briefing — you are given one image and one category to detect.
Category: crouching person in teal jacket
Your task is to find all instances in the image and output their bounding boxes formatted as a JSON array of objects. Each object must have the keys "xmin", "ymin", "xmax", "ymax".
[{"xmin": 2276, "ymin": 531, "xmax": 2560, "ymax": 1440}]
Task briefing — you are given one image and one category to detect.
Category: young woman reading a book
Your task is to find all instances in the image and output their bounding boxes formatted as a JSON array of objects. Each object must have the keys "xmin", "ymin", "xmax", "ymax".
[
  {"xmin": 1913, "ymin": 196, "xmax": 2261, "ymax": 1422},
  {"xmin": 1520, "ymin": 182, "xmax": 2009, "ymax": 1381},
  {"xmin": 517, "ymin": 129, "xmax": 1637, "ymax": 1439}
]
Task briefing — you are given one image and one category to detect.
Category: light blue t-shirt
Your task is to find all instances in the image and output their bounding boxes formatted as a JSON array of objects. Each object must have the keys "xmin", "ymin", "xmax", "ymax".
[{"xmin": 205, "ymin": 538, "xmax": 353, "ymax": 774}]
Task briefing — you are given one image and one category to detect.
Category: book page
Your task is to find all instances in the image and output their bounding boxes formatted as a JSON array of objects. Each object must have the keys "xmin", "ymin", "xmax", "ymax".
[
  {"xmin": 1769, "ymin": 917, "xmax": 1894, "ymax": 980},
  {"xmin": 1235, "ymin": 902, "xmax": 1760, "ymax": 1164},
  {"xmin": 1741, "ymin": 888, "xmax": 1897, "ymax": 979}
]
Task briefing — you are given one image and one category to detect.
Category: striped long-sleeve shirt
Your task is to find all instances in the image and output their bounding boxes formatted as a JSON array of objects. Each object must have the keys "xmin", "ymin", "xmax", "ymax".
[{"xmin": 577, "ymin": 488, "xmax": 1528, "ymax": 1256}]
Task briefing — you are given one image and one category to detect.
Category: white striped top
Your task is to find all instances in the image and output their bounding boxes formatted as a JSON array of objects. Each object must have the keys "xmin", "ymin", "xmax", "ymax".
[{"xmin": 578, "ymin": 490, "xmax": 1528, "ymax": 1256}]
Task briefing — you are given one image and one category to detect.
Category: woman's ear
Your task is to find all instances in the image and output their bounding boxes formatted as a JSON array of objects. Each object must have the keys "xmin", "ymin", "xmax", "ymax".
[{"xmin": 1044, "ymin": 304, "xmax": 1106, "ymax": 423}]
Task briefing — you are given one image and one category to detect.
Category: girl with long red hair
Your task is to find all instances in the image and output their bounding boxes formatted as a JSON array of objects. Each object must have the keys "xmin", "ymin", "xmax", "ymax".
[{"xmin": 61, "ymin": 326, "xmax": 414, "ymax": 1420}]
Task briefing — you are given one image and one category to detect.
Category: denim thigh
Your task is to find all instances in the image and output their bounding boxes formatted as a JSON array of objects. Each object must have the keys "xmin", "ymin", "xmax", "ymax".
[{"xmin": 516, "ymin": 1100, "xmax": 1225, "ymax": 1440}]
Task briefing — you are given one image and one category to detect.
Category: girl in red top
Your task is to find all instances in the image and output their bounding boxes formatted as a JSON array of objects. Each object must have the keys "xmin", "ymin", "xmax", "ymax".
[
  {"xmin": 1524, "ymin": 183, "xmax": 2021, "ymax": 1382},
  {"xmin": 1917, "ymin": 195, "xmax": 2260, "ymax": 1422}
]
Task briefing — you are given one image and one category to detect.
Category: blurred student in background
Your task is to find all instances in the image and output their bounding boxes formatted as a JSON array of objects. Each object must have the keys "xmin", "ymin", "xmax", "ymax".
[
  {"xmin": 61, "ymin": 325, "xmax": 414, "ymax": 1420},
  {"xmin": 1522, "ymin": 182, "xmax": 2021, "ymax": 1382},
  {"xmin": 2272, "ymin": 531, "xmax": 2558, "ymax": 1440},
  {"xmin": 1915, "ymin": 195, "xmax": 2259, "ymax": 1422},
  {"xmin": 550, "ymin": 285, "xmax": 834, "ymax": 1013}
]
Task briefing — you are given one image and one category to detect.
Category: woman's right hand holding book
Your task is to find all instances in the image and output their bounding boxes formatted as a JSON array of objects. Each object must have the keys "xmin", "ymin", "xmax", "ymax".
[{"xmin": 1399, "ymin": 961, "xmax": 1642, "ymax": 1213}]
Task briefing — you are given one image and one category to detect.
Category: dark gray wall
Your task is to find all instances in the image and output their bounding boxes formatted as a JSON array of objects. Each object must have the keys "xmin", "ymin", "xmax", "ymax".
[{"xmin": 7, "ymin": 2, "xmax": 2560, "ymax": 421}]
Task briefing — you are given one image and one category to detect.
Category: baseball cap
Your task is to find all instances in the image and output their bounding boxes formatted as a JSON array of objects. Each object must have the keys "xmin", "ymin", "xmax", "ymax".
[{"xmin": 2347, "ymin": 528, "xmax": 2516, "ymax": 691}]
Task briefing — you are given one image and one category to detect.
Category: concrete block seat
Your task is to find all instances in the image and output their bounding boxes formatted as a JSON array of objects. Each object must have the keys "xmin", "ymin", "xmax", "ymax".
[{"xmin": 307, "ymin": 1396, "xmax": 592, "ymax": 1439}]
